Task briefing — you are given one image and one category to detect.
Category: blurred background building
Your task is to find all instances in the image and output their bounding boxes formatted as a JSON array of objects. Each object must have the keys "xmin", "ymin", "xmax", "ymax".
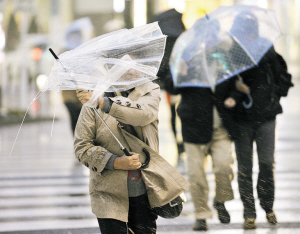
[{"xmin": 0, "ymin": 0, "xmax": 299, "ymax": 122}]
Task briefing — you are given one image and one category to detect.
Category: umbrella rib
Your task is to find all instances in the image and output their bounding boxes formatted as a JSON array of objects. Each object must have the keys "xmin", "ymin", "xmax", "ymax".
[{"xmin": 227, "ymin": 33, "xmax": 258, "ymax": 65}]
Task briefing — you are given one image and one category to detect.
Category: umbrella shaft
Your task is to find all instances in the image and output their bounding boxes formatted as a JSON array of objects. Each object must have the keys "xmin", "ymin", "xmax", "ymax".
[{"xmin": 92, "ymin": 107, "xmax": 130, "ymax": 155}]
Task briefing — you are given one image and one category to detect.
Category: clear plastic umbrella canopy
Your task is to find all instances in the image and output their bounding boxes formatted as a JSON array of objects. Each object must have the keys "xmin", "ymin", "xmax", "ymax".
[
  {"xmin": 9, "ymin": 22, "xmax": 166, "ymax": 156},
  {"xmin": 169, "ymin": 5, "xmax": 281, "ymax": 88},
  {"xmin": 46, "ymin": 22, "xmax": 166, "ymax": 106}
]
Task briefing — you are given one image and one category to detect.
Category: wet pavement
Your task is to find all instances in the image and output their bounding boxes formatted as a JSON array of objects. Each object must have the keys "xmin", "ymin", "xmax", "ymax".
[{"xmin": 0, "ymin": 67, "xmax": 299, "ymax": 233}]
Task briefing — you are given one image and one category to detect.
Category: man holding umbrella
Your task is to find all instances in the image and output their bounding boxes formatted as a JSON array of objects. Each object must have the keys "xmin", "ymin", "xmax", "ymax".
[
  {"xmin": 151, "ymin": 8, "xmax": 186, "ymax": 165},
  {"xmin": 167, "ymin": 4, "xmax": 293, "ymax": 230},
  {"xmin": 166, "ymin": 6, "xmax": 260, "ymax": 230},
  {"xmin": 165, "ymin": 17, "xmax": 240, "ymax": 231}
]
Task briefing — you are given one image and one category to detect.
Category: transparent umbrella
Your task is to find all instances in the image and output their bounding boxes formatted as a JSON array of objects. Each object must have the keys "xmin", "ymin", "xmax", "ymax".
[
  {"xmin": 169, "ymin": 5, "xmax": 281, "ymax": 90},
  {"xmin": 47, "ymin": 22, "xmax": 166, "ymax": 106},
  {"xmin": 10, "ymin": 22, "xmax": 166, "ymax": 157}
]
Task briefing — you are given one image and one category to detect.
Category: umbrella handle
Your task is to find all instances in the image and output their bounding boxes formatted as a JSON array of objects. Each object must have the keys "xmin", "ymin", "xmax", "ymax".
[
  {"xmin": 122, "ymin": 147, "xmax": 150, "ymax": 168},
  {"xmin": 92, "ymin": 107, "xmax": 150, "ymax": 168},
  {"xmin": 141, "ymin": 148, "xmax": 151, "ymax": 169},
  {"xmin": 122, "ymin": 147, "xmax": 131, "ymax": 156},
  {"xmin": 243, "ymin": 93, "xmax": 253, "ymax": 109}
]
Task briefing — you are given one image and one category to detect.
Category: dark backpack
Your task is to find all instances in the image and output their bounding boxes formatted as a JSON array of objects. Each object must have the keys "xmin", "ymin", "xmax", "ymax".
[
  {"xmin": 273, "ymin": 53, "xmax": 293, "ymax": 97},
  {"xmin": 237, "ymin": 51, "xmax": 293, "ymax": 121},
  {"xmin": 254, "ymin": 52, "xmax": 293, "ymax": 115}
]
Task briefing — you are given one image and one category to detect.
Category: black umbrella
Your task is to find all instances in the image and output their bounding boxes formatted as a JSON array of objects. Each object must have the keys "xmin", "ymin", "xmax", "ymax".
[
  {"xmin": 151, "ymin": 9, "xmax": 185, "ymax": 87},
  {"xmin": 152, "ymin": 8, "xmax": 185, "ymax": 38}
]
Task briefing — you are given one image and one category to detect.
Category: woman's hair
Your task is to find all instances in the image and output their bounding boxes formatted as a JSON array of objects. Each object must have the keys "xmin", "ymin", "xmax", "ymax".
[
  {"xmin": 104, "ymin": 92, "xmax": 116, "ymax": 97},
  {"xmin": 104, "ymin": 87, "xmax": 135, "ymax": 98}
]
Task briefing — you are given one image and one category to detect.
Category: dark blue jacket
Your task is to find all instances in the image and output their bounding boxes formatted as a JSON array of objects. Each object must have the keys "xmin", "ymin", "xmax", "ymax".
[
  {"xmin": 164, "ymin": 73, "xmax": 231, "ymax": 144},
  {"xmin": 163, "ymin": 47, "xmax": 293, "ymax": 143},
  {"xmin": 224, "ymin": 47, "xmax": 293, "ymax": 122}
]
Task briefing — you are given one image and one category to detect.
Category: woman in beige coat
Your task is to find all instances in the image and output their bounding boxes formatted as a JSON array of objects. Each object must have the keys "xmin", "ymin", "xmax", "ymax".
[{"xmin": 74, "ymin": 80, "xmax": 189, "ymax": 234}]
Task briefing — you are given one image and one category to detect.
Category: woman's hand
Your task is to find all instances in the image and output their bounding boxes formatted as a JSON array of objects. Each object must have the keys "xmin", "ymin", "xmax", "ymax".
[
  {"xmin": 76, "ymin": 90, "xmax": 104, "ymax": 108},
  {"xmin": 224, "ymin": 97, "xmax": 236, "ymax": 108},
  {"xmin": 235, "ymin": 80, "xmax": 250, "ymax": 94},
  {"xmin": 113, "ymin": 152, "xmax": 141, "ymax": 170},
  {"xmin": 76, "ymin": 90, "xmax": 93, "ymax": 104}
]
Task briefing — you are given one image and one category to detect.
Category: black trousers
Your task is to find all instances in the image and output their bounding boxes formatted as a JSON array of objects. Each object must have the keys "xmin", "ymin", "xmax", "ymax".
[
  {"xmin": 97, "ymin": 194, "xmax": 157, "ymax": 234},
  {"xmin": 234, "ymin": 119, "xmax": 276, "ymax": 219}
]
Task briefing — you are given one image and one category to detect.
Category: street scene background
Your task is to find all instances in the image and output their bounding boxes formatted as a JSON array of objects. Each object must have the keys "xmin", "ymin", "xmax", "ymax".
[{"xmin": 0, "ymin": 0, "xmax": 300, "ymax": 233}]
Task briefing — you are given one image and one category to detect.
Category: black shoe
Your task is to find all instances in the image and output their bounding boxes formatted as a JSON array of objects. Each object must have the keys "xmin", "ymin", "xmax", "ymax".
[
  {"xmin": 213, "ymin": 200, "xmax": 230, "ymax": 224},
  {"xmin": 243, "ymin": 218, "xmax": 257, "ymax": 229},
  {"xmin": 193, "ymin": 219, "xmax": 208, "ymax": 231},
  {"xmin": 266, "ymin": 212, "xmax": 277, "ymax": 225}
]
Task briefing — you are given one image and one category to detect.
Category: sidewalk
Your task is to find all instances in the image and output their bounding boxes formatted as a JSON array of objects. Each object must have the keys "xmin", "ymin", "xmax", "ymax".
[
  {"xmin": 0, "ymin": 81, "xmax": 300, "ymax": 233},
  {"xmin": 0, "ymin": 115, "xmax": 53, "ymax": 126}
]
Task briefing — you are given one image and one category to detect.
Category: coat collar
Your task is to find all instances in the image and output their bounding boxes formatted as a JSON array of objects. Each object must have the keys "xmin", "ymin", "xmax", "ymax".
[{"xmin": 128, "ymin": 82, "xmax": 159, "ymax": 101}]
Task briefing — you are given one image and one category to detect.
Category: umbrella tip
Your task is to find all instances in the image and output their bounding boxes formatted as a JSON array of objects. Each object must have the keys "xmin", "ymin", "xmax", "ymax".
[
  {"xmin": 203, "ymin": 10, "xmax": 209, "ymax": 20},
  {"xmin": 49, "ymin": 48, "xmax": 59, "ymax": 60}
]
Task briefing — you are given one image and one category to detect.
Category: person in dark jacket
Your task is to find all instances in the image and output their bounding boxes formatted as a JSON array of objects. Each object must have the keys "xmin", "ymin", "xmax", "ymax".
[
  {"xmin": 220, "ymin": 45, "xmax": 293, "ymax": 229},
  {"xmin": 152, "ymin": 10, "xmax": 186, "ymax": 164},
  {"xmin": 163, "ymin": 16, "xmax": 256, "ymax": 230},
  {"xmin": 217, "ymin": 10, "xmax": 294, "ymax": 229},
  {"xmin": 164, "ymin": 69, "xmax": 238, "ymax": 231}
]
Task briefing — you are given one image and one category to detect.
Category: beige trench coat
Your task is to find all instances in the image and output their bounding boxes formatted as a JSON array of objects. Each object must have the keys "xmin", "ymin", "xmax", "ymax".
[{"xmin": 74, "ymin": 82, "xmax": 190, "ymax": 222}]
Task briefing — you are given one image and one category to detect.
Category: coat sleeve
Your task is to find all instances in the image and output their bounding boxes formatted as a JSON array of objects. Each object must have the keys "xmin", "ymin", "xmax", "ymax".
[
  {"xmin": 108, "ymin": 84, "xmax": 161, "ymax": 127},
  {"xmin": 74, "ymin": 106, "xmax": 114, "ymax": 175}
]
